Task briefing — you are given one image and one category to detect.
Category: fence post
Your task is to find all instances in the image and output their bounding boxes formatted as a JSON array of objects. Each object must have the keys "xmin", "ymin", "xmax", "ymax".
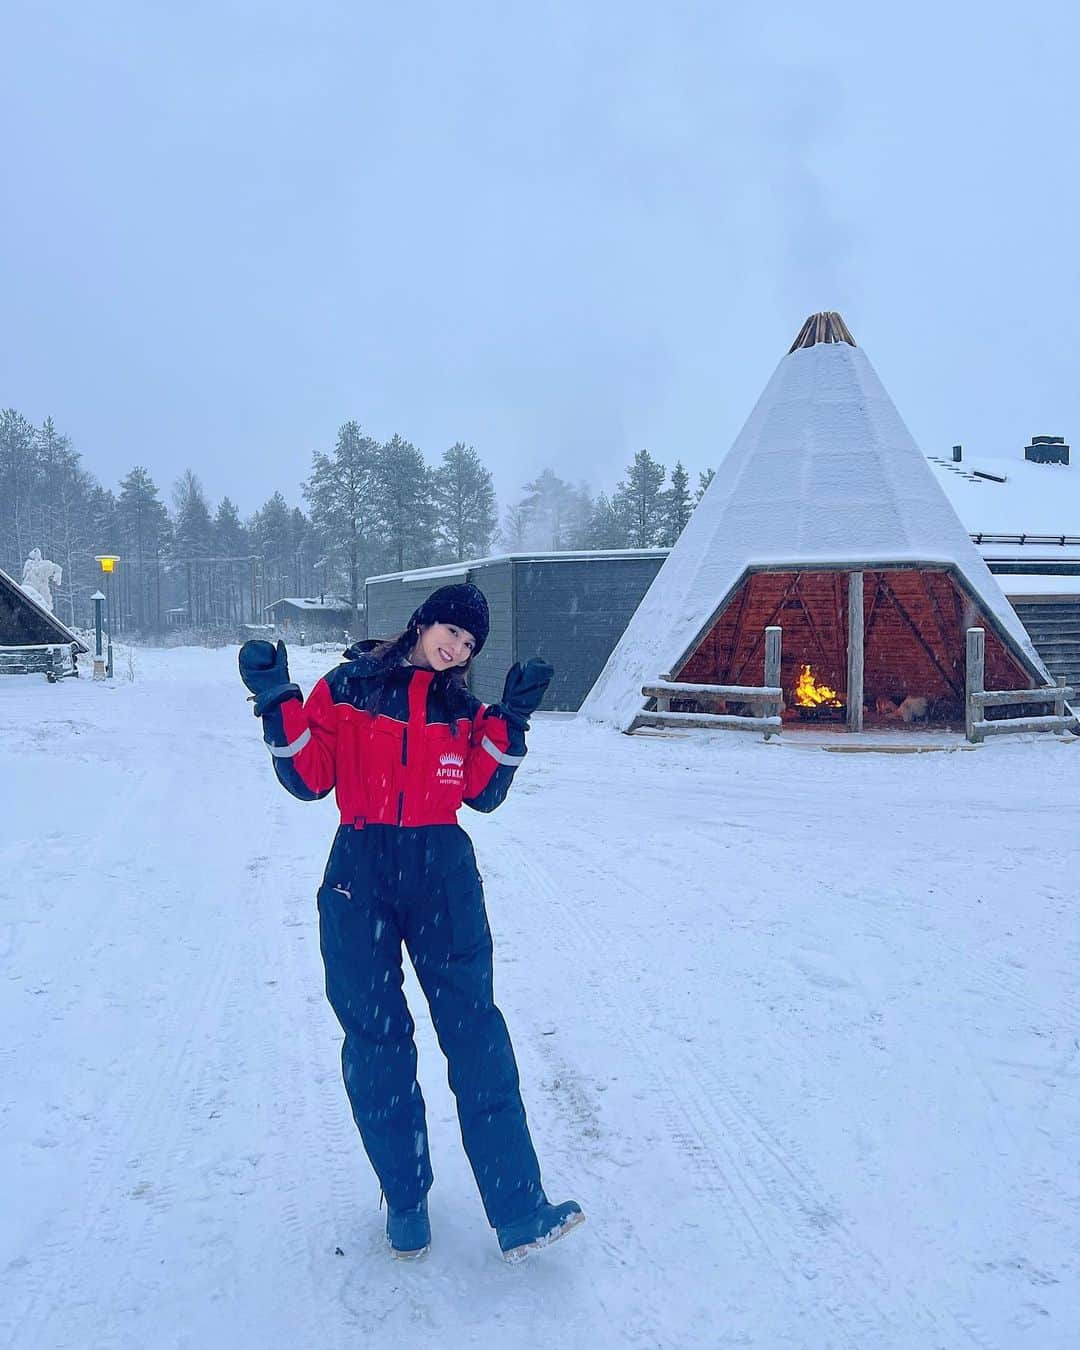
[
  {"xmin": 1055, "ymin": 675, "xmax": 1067, "ymax": 725},
  {"xmin": 764, "ymin": 625, "xmax": 782, "ymax": 741},
  {"xmin": 847, "ymin": 572, "xmax": 864, "ymax": 732},
  {"xmin": 966, "ymin": 627, "xmax": 985, "ymax": 743}
]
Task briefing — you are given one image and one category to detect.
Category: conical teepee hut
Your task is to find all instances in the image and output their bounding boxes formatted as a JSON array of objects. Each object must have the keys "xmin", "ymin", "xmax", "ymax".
[{"xmin": 581, "ymin": 312, "xmax": 1053, "ymax": 733}]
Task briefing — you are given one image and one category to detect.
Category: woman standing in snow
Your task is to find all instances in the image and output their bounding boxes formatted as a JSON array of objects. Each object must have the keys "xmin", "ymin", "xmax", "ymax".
[{"xmin": 238, "ymin": 584, "xmax": 583, "ymax": 1263}]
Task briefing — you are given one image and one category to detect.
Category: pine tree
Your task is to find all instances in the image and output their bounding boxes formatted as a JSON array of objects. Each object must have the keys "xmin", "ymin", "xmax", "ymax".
[
  {"xmin": 290, "ymin": 507, "xmax": 315, "ymax": 595},
  {"xmin": 250, "ymin": 492, "xmax": 294, "ymax": 612},
  {"xmin": 117, "ymin": 467, "xmax": 170, "ymax": 631},
  {"xmin": 213, "ymin": 497, "xmax": 248, "ymax": 626},
  {"xmin": 562, "ymin": 482, "xmax": 594, "ymax": 550},
  {"xmin": 33, "ymin": 418, "xmax": 95, "ymax": 627},
  {"xmin": 499, "ymin": 502, "xmax": 531, "ymax": 551},
  {"xmin": 0, "ymin": 409, "xmax": 39, "ymax": 570},
  {"xmin": 50, "ymin": 457, "xmax": 98, "ymax": 628},
  {"xmin": 661, "ymin": 460, "xmax": 692, "ymax": 545},
  {"xmin": 432, "ymin": 442, "xmax": 497, "ymax": 562},
  {"xmin": 586, "ymin": 492, "xmax": 626, "ymax": 549},
  {"xmin": 171, "ymin": 470, "xmax": 214, "ymax": 626},
  {"xmin": 515, "ymin": 468, "xmax": 579, "ymax": 550},
  {"xmin": 695, "ymin": 468, "xmax": 715, "ymax": 503},
  {"xmin": 374, "ymin": 434, "xmax": 436, "ymax": 573},
  {"xmin": 304, "ymin": 421, "xmax": 379, "ymax": 622},
  {"xmin": 612, "ymin": 449, "xmax": 667, "ymax": 547}
]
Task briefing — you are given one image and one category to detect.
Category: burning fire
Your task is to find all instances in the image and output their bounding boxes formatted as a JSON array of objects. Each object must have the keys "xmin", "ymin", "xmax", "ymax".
[{"xmin": 794, "ymin": 664, "xmax": 842, "ymax": 708}]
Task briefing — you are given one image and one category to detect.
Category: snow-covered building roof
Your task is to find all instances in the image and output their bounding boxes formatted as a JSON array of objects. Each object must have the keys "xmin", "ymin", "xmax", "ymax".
[
  {"xmin": 365, "ymin": 549, "xmax": 670, "ymax": 585},
  {"xmin": 926, "ymin": 447, "xmax": 1080, "ymax": 540},
  {"xmin": 581, "ymin": 314, "xmax": 1051, "ymax": 730},
  {"xmin": 0, "ymin": 567, "xmax": 89, "ymax": 653}
]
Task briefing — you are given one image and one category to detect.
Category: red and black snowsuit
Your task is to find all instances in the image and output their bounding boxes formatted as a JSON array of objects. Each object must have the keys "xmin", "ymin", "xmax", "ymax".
[{"xmin": 260, "ymin": 642, "xmax": 545, "ymax": 1227}]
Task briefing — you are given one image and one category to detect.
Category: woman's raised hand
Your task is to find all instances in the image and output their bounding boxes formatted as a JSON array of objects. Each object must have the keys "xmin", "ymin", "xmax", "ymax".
[
  {"xmin": 499, "ymin": 658, "xmax": 555, "ymax": 726},
  {"xmin": 238, "ymin": 639, "xmax": 300, "ymax": 716}
]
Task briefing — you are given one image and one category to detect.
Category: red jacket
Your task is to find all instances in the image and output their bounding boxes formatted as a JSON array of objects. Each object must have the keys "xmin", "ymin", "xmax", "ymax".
[{"xmin": 261, "ymin": 646, "xmax": 525, "ymax": 826}]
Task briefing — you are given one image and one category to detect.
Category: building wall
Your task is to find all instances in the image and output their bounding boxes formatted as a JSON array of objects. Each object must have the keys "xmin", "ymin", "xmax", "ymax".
[
  {"xmin": 466, "ymin": 559, "xmax": 513, "ymax": 705},
  {"xmin": 364, "ymin": 572, "xmax": 467, "ymax": 644},
  {"xmin": 513, "ymin": 556, "xmax": 667, "ymax": 710},
  {"xmin": 364, "ymin": 554, "xmax": 665, "ymax": 711}
]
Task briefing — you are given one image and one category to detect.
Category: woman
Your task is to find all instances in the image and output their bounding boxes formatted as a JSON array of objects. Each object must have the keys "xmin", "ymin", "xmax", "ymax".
[{"xmin": 238, "ymin": 583, "xmax": 583, "ymax": 1263}]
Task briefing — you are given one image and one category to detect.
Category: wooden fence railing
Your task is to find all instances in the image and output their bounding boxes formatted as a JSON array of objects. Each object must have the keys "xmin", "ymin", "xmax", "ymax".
[
  {"xmin": 965, "ymin": 628, "xmax": 1077, "ymax": 742},
  {"xmin": 630, "ymin": 627, "xmax": 783, "ymax": 740}
]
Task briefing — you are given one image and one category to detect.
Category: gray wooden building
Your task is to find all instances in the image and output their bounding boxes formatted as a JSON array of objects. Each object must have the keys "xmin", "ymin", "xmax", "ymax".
[
  {"xmin": 364, "ymin": 551, "xmax": 669, "ymax": 710},
  {"xmin": 264, "ymin": 595, "xmax": 354, "ymax": 642}
]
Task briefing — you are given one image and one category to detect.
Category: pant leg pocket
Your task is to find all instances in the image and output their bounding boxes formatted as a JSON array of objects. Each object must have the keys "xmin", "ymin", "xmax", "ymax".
[
  {"xmin": 444, "ymin": 866, "xmax": 491, "ymax": 958},
  {"xmin": 317, "ymin": 881, "xmax": 376, "ymax": 972}
]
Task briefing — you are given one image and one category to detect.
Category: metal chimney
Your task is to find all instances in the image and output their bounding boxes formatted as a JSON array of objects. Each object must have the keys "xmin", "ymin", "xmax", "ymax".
[{"xmin": 1024, "ymin": 435, "xmax": 1070, "ymax": 466}]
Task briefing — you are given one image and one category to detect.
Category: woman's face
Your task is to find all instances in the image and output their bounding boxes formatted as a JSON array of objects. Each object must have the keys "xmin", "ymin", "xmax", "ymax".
[{"xmin": 413, "ymin": 621, "xmax": 476, "ymax": 671}]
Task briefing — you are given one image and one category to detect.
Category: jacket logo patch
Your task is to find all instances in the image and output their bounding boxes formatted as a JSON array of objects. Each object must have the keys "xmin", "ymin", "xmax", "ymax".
[{"xmin": 437, "ymin": 750, "xmax": 465, "ymax": 783}]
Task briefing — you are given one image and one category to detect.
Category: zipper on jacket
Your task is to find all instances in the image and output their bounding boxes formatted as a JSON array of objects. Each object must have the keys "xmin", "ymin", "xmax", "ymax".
[{"xmin": 397, "ymin": 726, "xmax": 407, "ymax": 824}]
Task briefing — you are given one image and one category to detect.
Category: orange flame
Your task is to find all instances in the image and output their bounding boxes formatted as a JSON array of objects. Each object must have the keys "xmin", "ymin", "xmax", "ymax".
[{"xmin": 794, "ymin": 664, "xmax": 842, "ymax": 708}]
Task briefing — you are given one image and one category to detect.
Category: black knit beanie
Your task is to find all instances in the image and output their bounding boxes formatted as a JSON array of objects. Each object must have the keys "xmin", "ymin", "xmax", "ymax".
[{"xmin": 409, "ymin": 583, "xmax": 490, "ymax": 654}]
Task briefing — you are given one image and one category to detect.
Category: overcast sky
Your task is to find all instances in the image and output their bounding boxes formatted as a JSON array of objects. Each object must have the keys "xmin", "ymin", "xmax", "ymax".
[{"xmin": 3, "ymin": 1, "xmax": 1078, "ymax": 518}]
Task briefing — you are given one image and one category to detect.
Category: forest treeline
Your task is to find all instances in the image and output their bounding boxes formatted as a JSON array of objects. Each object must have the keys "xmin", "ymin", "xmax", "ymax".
[{"xmin": 0, "ymin": 409, "xmax": 713, "ymax": 635}]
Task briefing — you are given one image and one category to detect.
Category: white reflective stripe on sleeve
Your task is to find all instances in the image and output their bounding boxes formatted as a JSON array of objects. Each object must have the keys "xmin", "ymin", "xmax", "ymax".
[
  {"xmin": 265, "ymin": 728, "xmax": 312, "ymax": 758},
  {"xmin": 480, "ymin": 735, "xmax": 525, "ymax": 767}
]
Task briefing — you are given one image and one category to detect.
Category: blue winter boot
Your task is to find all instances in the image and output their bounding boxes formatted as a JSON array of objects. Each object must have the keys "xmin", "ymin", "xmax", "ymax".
[
  {"xmin": 385, "ymin": 1196, "xmax": 431, "ymax": 1260},
  {"xmin": 496, "ymin": 1198, "xmax": 584, "ymax": 1263}
]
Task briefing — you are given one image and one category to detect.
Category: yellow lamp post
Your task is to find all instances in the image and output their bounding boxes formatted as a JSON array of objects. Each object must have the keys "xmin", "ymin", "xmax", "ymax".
[{"xmin": 95, "ymin": 556, "xmax": 120, "ymax": 678}]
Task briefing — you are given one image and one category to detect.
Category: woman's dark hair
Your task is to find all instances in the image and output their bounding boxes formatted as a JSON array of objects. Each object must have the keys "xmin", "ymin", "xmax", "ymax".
[{"xmin": 370, "ymin": 623, "xmax": 474, "ymax": 728}]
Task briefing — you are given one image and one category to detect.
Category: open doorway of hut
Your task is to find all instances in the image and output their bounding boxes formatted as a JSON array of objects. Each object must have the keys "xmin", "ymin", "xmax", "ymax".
[{"xmin": 675, "ymin": 568, "xmax": 1033, "ymax": 730}]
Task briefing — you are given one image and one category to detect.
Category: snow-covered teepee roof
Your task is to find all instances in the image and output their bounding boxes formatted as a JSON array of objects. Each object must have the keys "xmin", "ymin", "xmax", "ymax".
[{"xmin": 580, "ymin": 312, "xmax": 1050, "ymax": 730}]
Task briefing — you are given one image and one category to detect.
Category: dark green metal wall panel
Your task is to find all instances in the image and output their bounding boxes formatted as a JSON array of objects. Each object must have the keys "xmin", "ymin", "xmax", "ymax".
[
  {"xmin": 364, "ymin": 555, "xmax": 665, "ymax": 711},
  {"xmin": 466, "ymin": 559, "xmax": 514, "ymax": 705},
  {"xmin": 364, "ymin": 573, "xmax": 467, "ymax": 645},
  {"xmin": 512, "ymin": 557, "xmax": 665, "ymax": 709}
]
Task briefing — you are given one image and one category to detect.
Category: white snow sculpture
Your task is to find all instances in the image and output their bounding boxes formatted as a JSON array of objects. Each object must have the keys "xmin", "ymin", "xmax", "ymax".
[{"xmin": 21, "ymin": 548, "xmax": 63, "ymax": 614}]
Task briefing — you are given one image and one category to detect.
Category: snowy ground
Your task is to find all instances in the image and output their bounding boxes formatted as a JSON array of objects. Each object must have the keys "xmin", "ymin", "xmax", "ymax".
[{"xmin": 2, "ymin": 646, "xmax": 1078, "ymax": 1350}]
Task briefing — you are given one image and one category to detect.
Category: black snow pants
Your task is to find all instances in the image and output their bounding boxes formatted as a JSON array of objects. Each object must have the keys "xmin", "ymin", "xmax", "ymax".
[{"xmin": 316, "ymin": 823, "xmax": 545, "ymax": 1229}]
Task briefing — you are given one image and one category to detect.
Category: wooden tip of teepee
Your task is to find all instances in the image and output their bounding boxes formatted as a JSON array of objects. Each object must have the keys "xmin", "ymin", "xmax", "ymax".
[{"xmin": 787, "ymin": 311, "xmax": 857, "ymax": 354}]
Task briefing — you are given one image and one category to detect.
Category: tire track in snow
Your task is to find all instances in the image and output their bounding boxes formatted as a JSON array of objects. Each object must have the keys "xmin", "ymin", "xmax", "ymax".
[
  {"xmin": 563, "ymin": 835, "xmax": 1005, "ymax": 1350},
  {"xmin": 491, "ymin": 830, "xmax": 988, "ymax": 1350},
  {"xmin": 484, "ymin": 843, "xmax": 843, "ymax": 1347},
  {"xmin": 7, "ymin": 927, "xmax": 233, "ymax": 1349}
]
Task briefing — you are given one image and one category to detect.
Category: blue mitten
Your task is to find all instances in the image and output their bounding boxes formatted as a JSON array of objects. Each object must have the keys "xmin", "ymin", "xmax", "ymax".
[{"xmin": 238, "ymin": 639, "xmax": 301, "ymax": 717}]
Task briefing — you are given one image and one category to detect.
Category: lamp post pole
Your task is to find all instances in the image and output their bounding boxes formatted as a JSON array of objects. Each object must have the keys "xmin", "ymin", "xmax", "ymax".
[
  {"xmin": 91, "ymin": 590, "xmax": 106, "ymax": 680},
  {"xmin": 94, "ymin": 556, "xmax": 120, "ymax": 681},
  {"xmin": 106, "ymin": 569, "xmax": 115, "ymax": 678}
]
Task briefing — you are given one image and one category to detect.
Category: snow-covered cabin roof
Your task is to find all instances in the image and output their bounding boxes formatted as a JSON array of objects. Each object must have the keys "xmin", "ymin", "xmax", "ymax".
[
  {"xmin": 580, "ymin": 314, "xmax": 1050, "ymax": 730},
  {"xmin": 926, "ymin": 451, "xmax": 1080, "ymax": 539},
  {"xmin": 264, "ymin": 596, "xmax": 352, "ymax": 613},
  {"xmin": 366, "ymin": 549, "xmax": 670, "ymax": 585},
  {"xmin": 0, "ymin": 567, "xmax": 89, "ymax": 652}
]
